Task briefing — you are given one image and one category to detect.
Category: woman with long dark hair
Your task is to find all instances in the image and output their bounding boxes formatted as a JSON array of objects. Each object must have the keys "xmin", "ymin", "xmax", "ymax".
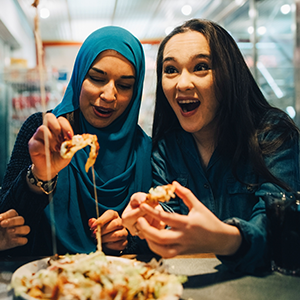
[{"xmin": 123, "ymin": 19, "xmax": 300, "ymax": 274}]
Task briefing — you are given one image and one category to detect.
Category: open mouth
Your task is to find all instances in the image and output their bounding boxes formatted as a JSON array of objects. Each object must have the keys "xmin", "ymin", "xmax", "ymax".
[
  {"xmin": 178, "ymin": 100, "xmax": 200, "ymax": 113},
  {"xmin": 94, "ymin": 106, "xmax": 114, "ymax": 115}
]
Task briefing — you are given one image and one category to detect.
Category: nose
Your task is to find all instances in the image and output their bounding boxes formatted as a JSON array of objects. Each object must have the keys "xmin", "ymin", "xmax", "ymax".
[
  {"xmin": 176, "ymin": 69, "xmax": 194, "ymax": 91},
  {"xmin": 100, "ymin": 80, "xmax": 117, "ymax": 102}
]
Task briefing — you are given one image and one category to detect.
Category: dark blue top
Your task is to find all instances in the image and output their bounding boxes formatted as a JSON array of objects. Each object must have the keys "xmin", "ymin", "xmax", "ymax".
[{"xmin": 152, "ymin": 110, "xmax": 300, "ymax": 273}]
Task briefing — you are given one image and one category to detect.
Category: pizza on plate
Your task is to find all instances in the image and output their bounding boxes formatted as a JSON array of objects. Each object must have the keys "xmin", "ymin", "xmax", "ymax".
[{"xmin": 12, "ymin": 251, "xmax": 186, "ymax": 300}]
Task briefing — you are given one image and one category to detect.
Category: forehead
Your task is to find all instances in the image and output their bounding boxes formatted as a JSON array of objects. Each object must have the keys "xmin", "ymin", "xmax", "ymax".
[
  {"xmin": 163, "ymin": 31, "xmax": 210, "ymax": 59},
  {"xmin": 92, "ymin": 50, "xmax": 134, "ymax": 70}
]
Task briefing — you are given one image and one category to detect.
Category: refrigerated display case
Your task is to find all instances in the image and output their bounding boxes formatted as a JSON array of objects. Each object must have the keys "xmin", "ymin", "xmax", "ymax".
[{"xmin": 0, "ymin": 67, "xmax": 65, "ymax": 184}]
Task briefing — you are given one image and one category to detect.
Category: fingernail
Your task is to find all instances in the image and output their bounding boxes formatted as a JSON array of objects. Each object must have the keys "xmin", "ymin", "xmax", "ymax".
[
  {"xmin": 67, "ymin": 131, "xmax": 72, "ymax": 139},
  {"xmin": 88, "ymin": 219, "xmax": 95, "ymax": 228}
]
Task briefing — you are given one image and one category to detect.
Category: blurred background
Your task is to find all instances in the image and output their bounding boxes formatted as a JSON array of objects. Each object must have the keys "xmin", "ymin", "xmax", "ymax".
[{"xmin": 0, "ymin": 0, "xmax": 299, "ymax": 182}]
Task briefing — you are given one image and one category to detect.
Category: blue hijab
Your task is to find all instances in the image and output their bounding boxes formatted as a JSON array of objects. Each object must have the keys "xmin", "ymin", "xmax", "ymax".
[{"xmin": 44, "ymin": 26, "xmax": 152, "ymax": 254}]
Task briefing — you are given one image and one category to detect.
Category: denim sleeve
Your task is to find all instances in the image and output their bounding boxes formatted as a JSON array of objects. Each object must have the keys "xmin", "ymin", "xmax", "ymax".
[
  {"xmin": 218, "ymin": 133, "xmax": 300, "ymax": 274},
  {"xmin": 217, "ymin": 198, "xmax": 269, "ymax": 274}
]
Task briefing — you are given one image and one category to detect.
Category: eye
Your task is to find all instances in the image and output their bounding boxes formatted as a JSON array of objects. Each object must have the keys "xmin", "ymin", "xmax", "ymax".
[
  {"xmin": 118, "ymin": 84, "xmax": 132, "ymax": 90},
  {"xmin": 164, "ymin": 65, "xmax": 178, "ymax": 74},
  {"xmin": 194, "ymin": 63, "xmax": 211, "ymax": 72},
  {"xmin": 88, "ymin": 74, "xmax": 105, "ymax": 83}
]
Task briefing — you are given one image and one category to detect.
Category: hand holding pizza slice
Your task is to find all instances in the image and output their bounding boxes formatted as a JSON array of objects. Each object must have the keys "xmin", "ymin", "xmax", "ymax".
[{"xmin": 60, "ymin": 134, "xmax": 100, "ymax": 172}]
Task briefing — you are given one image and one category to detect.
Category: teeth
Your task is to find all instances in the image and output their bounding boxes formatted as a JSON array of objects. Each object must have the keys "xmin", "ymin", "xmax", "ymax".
[{"xmin": 178, "ymin": 100, "xmax": 199, "ymax": 104}]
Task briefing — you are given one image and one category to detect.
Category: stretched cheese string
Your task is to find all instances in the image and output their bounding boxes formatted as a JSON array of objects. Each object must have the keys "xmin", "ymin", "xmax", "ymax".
[
  {"xmin": 32, "ymin": 0, "xmax": 57, "ymax": 255},
  {"xmin": 92, "ymin": 166, "xmax": 102, "ymax": 252}
]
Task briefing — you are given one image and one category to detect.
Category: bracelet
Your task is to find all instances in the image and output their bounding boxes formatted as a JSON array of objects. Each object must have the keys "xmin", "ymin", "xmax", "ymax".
[{"xmin": 27, "ymin": 164, "xmax": 58, "ymax": 195}]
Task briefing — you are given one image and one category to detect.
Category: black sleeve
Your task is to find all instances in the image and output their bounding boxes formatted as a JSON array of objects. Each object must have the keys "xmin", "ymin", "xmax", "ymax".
[{"xmin": 0, "ymin": 112, "xmax": 50, "ymax": 256}]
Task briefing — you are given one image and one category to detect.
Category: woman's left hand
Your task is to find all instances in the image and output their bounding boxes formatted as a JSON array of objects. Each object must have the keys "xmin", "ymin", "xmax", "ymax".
[
  {"xmin": 89, "ymin": 210, "xmax": 128, "ymax": 253},
  {"xmin": 134, "ymin": 181, "xmax": 242, "ymax": 258}
]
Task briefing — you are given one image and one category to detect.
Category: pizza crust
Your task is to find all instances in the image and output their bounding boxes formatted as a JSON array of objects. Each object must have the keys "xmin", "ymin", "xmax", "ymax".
[
  {"xmin": 145, "ymin": 184, "xmax": 176, "ymax": 207},
  {"xmin": 60, "ymin": 134, "xmax": 100, "ymax": 172}
]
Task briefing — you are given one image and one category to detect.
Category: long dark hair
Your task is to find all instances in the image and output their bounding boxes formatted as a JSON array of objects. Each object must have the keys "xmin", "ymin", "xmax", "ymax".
[{"xmin": 152, "ymin": 19, "xmax": 298, "ymax": 191}]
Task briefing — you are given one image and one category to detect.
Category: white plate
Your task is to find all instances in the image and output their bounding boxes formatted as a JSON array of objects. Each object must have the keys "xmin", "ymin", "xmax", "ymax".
[{"xmin": 11, "ymin": 255, "xmax": 129, "ymax": 283}]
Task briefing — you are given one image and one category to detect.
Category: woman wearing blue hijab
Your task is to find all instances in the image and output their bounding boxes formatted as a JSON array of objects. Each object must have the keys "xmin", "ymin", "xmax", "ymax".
[{"xmin": 0, "ymin": 26, "xmax": 152, "ymax": 256}]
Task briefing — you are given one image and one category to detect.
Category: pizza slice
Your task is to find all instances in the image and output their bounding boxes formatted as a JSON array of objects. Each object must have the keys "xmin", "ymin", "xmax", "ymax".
[
  {"xmin": 60, "ymin": 134, "xmax": 100, "ymax": 172},
  {"xmin": 145, "ymin": 184, "xmax": 176, "ymax": 207}
]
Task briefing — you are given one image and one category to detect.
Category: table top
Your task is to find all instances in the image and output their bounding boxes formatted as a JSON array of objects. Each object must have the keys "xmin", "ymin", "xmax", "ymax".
[{"xmin": 1, "ymin": 254, "xmax": 300, "ymax": 300}]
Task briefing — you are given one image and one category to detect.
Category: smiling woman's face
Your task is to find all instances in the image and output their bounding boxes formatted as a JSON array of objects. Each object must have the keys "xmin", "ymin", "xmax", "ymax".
[
  {"xmin": 162, "ymin": 30, "xmax": 219, "ymax": 137},
  {"xmin": 79, "ymin": 50, "xmax": 136, "ymax": 128}
]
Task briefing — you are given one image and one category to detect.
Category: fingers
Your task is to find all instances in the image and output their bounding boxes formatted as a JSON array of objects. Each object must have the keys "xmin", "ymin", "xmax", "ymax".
[
  {"xmin": 30, "ymin": 113, "xmax": 72, "ymax": 155},
  {"xmin": 139, "ymin": 203, "xmax": 187, "ymax": 230},
  {"xmin": 121, "ymin": 193, "xmax": 148, "ymax": 235},
  {"xmin": 0, "ymin": 209, "xmax": 19, "ymax": 222},
  {"xmin": 101, "ymin": 227, "xmax": 128, "ymax": 244},
  {"xmin": 0, "ymin": 215, "xmax": 25, "ymax": 228},
  {"xmin": 57, "ymin": 116, "xmax": 74, "ymax": 141},
  {"xmin": 7, "ymin": 225, "xmax": 30, "ymax": 236},
  {"xmin": 5, "ymin": 236, "xmax": 29, "ymax": 250},
  {"xmin": 137, "ymin": 216, "xmax": 182, "ymax": 244},
  {"xmin": 172, "ymin": 181, "xmax": 201, "ymax": 211},
  {"xmin": 89, "ymin": 211, "xmax": 125, "ymax": 239},
  {"xmin": 146, "ymin": 239, "xmax": 180, "ymax": 258},
  {"xmin": 103, "ymin": 238, "xmax": 128, "ymax": 252},
  {"xmin": 98, "ymin": 216, "xmax": 124, "ymax": 236},
  {"xmin": 136, "ymin": 217, "xmax": 182, "ymax": 258},
  {"xmin": 90, "ymin": 210, "xmax": 119, "ymax": 229}
]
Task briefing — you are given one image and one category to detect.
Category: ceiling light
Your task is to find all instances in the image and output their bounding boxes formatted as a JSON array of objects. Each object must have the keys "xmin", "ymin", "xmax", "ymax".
[
  {"xmin": 286, "ymin": 106, "xmax": 296, "ymax": 119},
  {"xmin": 40, "ymin": 7, "xmax": 50, "ymax": 19},
  {"xmin": 235, "ymin": 0, "xmax": 244, "ymax": 5},
  {"xmin": 257, "ymin": 26, "xmax": 266, "ymax": 35},
  {"xmin": 165, "ymin": 26, "xmax": 173, "ymax": 35},
  {"xmin": 181, "ymin": 5, "xmax": 192, "ymax": 16},
  {"xmin": 281, "ymin": 4, "xmax": 291, "ymax": 15},
  {"xmin": 248, "ymin": 26, "xmax": 254, "ymax": 34},
  {"xmin": 248, "ymin": 8, "xmax": 257, "ymax": 18}
]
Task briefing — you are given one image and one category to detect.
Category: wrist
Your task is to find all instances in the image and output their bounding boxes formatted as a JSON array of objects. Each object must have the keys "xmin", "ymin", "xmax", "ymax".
[
  {"xmin": 31, "ymin": 164, "xmax": 56, "ymax": 181},
  {"xmin": 215, "ymin": 223, "xmax": 242, "ymax": 256},
  {"xmin": 27, "ymin": 164, "xmax": 58, "ymax": 195}
]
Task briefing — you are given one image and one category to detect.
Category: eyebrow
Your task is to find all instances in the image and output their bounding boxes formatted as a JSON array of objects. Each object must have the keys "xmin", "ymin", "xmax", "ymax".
[
  {"xmin": 90, "ymin": 67, "xmax": 135, "ymax": 79},
  {"xmin": 163, "ymin": 53, "xmax": 211, "ymax": 64}
]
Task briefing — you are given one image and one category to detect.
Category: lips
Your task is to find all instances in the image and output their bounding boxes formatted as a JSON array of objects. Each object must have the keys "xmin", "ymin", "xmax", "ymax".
[
  {"xmin": 93, "ymin": 106, "xmax": 114, "ymax": 118},
  {"xmin": 178, "ymin": 99, "xmax": 200, "ymax": 113}
]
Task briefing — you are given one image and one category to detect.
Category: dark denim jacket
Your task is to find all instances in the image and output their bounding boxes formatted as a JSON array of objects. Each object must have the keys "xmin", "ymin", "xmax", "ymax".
[{"xmin": 152, "ymin": 114, "xmax": 300, "ymax": 274}]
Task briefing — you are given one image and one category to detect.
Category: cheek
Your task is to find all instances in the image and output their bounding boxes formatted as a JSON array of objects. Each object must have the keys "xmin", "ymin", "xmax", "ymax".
[
  {"xmin": 162, "ymin": 78, "xmax": 173, "ymax": 99},
  {"xmin": 79, "ymin": 87, "xmax": 89, "ymax": 109},
  {"xmin": 118, "ymin": 94, "xmax": 133, "ymax": 111}
]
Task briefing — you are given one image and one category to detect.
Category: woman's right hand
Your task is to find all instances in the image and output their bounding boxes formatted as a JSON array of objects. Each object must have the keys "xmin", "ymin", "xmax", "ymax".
[
  {"xmin": 0, "ymin": 209, "xmax": 30, "ymax": 251},
  {"xmin": 28, "ymin": 113, "xmax": 74, "ymax": 182}
]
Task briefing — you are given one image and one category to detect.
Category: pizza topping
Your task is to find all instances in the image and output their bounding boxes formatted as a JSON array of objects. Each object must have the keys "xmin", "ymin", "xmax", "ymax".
[
  {"xmin": 60, "ymin": 134, "xmax": 100, "ymax": 172},
  {"xmin": 12, "ymin": 252, "xmax": 187, "ymax": 300},
  {"xmin": 145, "ymin": 184, "xmax": 176, "ymax": 207}
]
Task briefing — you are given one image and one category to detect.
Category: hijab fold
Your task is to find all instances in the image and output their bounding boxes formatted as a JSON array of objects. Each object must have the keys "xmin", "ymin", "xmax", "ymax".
[{"xmin": 44, "ymin": 26, "xmax": 152, "ymax": 254}]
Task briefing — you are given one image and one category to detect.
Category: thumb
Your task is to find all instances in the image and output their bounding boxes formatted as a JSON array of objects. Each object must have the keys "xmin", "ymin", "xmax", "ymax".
[
  {"xmin": 172, "ymin": 181, "xmax": 200, "ymax": 210},
  {"xmin": 130, "ymin": 192, "xmax": 147, "ymax": 209}
]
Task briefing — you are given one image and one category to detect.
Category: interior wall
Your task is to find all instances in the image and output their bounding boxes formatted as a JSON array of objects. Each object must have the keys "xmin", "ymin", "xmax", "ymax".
[{"xmin": 0, "ymin": 0, "xmax": 36, "ymax": 67}]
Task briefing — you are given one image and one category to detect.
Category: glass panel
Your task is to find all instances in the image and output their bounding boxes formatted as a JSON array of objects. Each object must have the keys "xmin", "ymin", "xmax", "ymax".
[{"xmin": 223, "ymin": 0, "xmax": 295, "ymax": 119}]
